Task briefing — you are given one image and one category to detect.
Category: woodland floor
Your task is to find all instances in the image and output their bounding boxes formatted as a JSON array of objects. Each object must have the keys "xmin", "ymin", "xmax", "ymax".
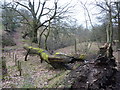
[
  {"xmin": 1, "ymin": 30, "xmax": 82, "ymax": 88},
  {"xmin": 1, "ymin": 46, "xmax": 83, "ymax": 88},
  {"xmin": 1, "ymin": 31, "xmax": 120, "ymax": 89}
]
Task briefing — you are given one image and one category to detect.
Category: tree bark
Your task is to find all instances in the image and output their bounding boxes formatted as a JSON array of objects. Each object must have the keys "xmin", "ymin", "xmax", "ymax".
[{"xmin": 32, "ymin": 27, "xmax": 38, "ymax": 43}]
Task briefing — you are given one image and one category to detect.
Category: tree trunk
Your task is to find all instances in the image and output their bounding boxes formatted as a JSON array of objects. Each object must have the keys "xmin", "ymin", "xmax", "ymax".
[
  {"xmin": 32, "ymin": 28, "xmax": 38, "ymax": 43},
  {"xmin": 38, "ymin": 27, "xmax": 47, "ymax": 48},
  {"xmin": 106, "ymin": 23, "xmax": 110, "ymax": 43},
  {"xmin": 109, "ymin": 9, "xmax": 113, "ymax": 44},
  {"xmin": 44, "ymin": 21, "xmax": 51, "ymax": 50},
  {"xmin": 118, "ymin": 18, "xmax": 120, "ymax": 48},
  {"xmin": 23, "ymin": 46, "xmax": 84, "ymax": 67},
  {"xmin": 118, "ymin": 4, "xmax": 120, "ymax": 48}
]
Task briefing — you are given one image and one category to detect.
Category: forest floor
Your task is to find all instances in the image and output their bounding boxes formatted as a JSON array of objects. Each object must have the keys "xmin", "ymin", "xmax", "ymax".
[
  {"xmin": 1, "ymin": 31, "xmax": 120, "ymax": 89},
  {"xmin": 1, "ymin": 44, "xmax": 83, "ymax": 88},
  {"xmin": 1, "ymin": 30, "xmax": 82, "ymax": 88}
]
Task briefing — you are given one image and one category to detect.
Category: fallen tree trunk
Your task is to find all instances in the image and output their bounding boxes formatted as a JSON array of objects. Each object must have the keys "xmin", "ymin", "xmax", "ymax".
[{"xmin": 23, "ymin": 46, "xmax": 84, "ymax": 69}]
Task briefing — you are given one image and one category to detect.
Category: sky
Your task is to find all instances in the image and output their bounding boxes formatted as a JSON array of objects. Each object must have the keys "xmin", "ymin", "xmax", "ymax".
[{"xmin": 0, "ymin": 0, "xmax": 119, "ymax": 28}]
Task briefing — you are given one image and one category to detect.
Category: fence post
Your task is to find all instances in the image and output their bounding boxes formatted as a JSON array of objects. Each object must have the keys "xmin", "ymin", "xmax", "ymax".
[
  {"xmin": 14, "ymin": 54, "xmax": 17, "ymax": 66},
  {"xmin": 74, "ymin": 38, "xmax": 77, "ymax": 54},
  {"xmin": 2, "ymin": 57, "xmax": 8, "ymax": 81},
  {"xmin": 17, "ymin": 61, "xmax": 22, "ymax": 76},
  {"xmin": 13, "ymin": 52, "xmax": 14, "ymax": 59},
  {"xmin": 118, "ymin": 49, "xmax": 120, "ymax": 63}
]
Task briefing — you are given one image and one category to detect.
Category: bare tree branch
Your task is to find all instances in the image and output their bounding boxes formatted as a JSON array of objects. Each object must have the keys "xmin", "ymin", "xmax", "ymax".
[
  {"xmin": 38, "ymin": 1, "xmax": 46, "ymax": 23},
  {"xmin": 16, "ymin": 2, "xmax": 31, "ymax": 11},
  {"xmin": 4, "ymin": 0, "xmax": 72, "ymax": 44},
  {"xmin": 37, "ymin": 2, "xmax": 57, "ymax": 29},
  {"xmin": 80, "ymin": 1, "xmax": 94, "ymax": 29},
  {"xmin": 35, "ymin": 0, "xmax": 41, "ymax": 15}
]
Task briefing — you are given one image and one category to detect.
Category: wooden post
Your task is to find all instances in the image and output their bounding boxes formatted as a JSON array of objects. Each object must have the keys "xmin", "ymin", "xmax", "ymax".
[
  {"xmin": 74, "ymin": 38, "xmax": 77, "ymax": 54},
  {"xmin": 13, "ymin": 53, "xmax": 17, "ymax": 66},
  {"xmin": 118, "ymin": 49, "xmax": 120, "ymax": 62},
  {"xmin": 17, "ymin": 61, "xmax": 22, "ymax": 76},
  {"xmin": 13, "ymin": 52, "xmax": 14, "ymax": 60},
  {"xmin": 2, "ymin": 57, "xmax": 8, "ymax": 81}
]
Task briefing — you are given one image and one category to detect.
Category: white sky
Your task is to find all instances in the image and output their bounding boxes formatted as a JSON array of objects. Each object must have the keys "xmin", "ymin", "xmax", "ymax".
[{"xmin": 1, "ymin": 0, "xmax": 119, "ymax": 28}]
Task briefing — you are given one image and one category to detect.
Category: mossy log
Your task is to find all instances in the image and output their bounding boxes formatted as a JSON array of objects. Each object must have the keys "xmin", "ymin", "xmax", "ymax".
[
  {"xmin": 23, "ymin": 46, "xmax": 84, "ymax": 69},
  {"xmin": 24, "ymin": 46, "xmax": 73, "ymax": 63}
]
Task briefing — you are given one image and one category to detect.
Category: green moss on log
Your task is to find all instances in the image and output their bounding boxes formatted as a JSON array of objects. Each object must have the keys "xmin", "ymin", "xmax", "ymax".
[
  {"xmin": 24, "ymin": 46, "xmax": 49, "ymax": 62},
  {"xmin": 41, "ymin": 52, "xmax": 49, "ymax": 63},
  {"xmin": 27, "ymin": 46, "xmax": 44, "ymax": 53}
]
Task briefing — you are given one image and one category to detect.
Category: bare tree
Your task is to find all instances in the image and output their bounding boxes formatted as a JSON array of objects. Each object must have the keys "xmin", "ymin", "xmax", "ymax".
[
  {"xmin": 5, "ymin": 0, "xmax": 73, "ymax": 48},
  {"xmin": 95, "ymin": 0, "xmax": 114, "ymax": 44},
  {"xmin": 79, "ymin": 1, "xmax": 94, "ymax": 53},
  {"xmin": 114, "ymin": 1, "xmax": 120, "ymax": 48},
  {"xmin": 7, "ymin": 0, "xmax": 57, "ymax": 43}
]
